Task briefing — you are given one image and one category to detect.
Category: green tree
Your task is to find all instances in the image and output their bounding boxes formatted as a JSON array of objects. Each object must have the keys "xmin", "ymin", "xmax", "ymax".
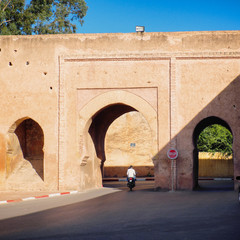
[
  {"xmin": 197, "ymin": 124, "xmax": 233, "ymax": 156},
  {"xmin": 0, "ymin": 0, "xmax": 25, "ymax": 35},
  {"xmin": 0, "ymin": 0, "xmax": 87, "ymax": 35}
]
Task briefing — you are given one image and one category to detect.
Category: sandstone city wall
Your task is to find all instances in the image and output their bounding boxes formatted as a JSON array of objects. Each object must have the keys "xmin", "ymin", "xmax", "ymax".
[{"xmin": 0, "ymin": 31, "xmax": 240, "ymax": 191}]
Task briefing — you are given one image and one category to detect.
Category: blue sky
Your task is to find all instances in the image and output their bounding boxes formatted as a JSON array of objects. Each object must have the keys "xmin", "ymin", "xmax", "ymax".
[{"xmin": 79, "ymin": 0, "xmax": 240, "ymax": 33}]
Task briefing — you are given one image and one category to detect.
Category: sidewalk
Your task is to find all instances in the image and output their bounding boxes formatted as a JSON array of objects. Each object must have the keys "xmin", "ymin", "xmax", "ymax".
[
  {"xmin": 0, "ymin": 190, "xmax": 79, "ymax": 204},
  {"xmin": 0, "ymin": 178, "xmax": 153, "ymax": 204},
  {"xmin": 0, "ymin": 188, "xmax": 121, "ymax": 220}
]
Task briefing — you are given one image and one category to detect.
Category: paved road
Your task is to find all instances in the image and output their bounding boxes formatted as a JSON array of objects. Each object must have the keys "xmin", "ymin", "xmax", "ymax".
[
  {"xmin": 0, "ymin": 181, "xmax": 239, "ymax": 240},
  {"xmin": 0, "ymin": 188, "xmax": 120, "ymax": 221}
]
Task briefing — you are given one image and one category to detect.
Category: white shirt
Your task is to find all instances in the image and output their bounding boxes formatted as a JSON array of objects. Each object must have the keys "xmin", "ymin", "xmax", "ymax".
[{"xmin": 127, "ymin": 168, "xmax": 136, "ymax": 178}]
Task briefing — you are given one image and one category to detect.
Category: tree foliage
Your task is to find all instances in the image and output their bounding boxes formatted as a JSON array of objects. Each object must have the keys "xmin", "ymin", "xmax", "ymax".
[
  {"xmin": 197, "ymin": 124, "xmax": 233, "ymax": 156},
  {"xmin": 0, "ymin": 0, "xmax": 88, "ymax": 35},
  {"xmin": 0, "ymin": 0, "xmax": 25, "ymax": 35}
]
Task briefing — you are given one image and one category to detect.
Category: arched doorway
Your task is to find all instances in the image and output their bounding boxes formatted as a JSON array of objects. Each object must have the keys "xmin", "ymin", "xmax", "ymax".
[
  {"xmin": 77, "ymin": 90, "xmax": 158, "ymax": 189},
  {"xmin": 89, "ymin": 106, "xmax": 154, "ymax": 179},
  {"xmin": 193, "ymin": 116, "xmax": 233, "ymax": 190},
  {"xmin": 6, "ymin": 118, "xmax": 44, "ymax": 182}
]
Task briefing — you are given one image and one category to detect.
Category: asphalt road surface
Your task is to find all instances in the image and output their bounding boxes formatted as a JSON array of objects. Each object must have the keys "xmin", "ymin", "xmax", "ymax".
[{"xmin": 0, "ymin": 181, "xmax": 240, "ymax": 240}]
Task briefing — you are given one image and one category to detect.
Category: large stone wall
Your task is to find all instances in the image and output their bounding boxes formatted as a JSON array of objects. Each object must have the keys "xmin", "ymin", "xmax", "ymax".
[{"xmin": 0, "ymin": 31, "xmax": 240, "ymax": 191}]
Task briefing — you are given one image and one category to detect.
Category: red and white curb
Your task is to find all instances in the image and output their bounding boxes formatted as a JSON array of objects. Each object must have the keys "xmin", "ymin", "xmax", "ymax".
[{"xmin": 0, "ymin": 191, "xmax": 79, "ymax": 205}]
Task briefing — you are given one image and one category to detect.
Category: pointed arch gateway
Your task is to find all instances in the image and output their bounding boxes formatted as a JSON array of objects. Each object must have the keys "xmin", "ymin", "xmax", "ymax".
[
  {"xmin": 193, "ymin": 116, "xmax": 233, "ymax": 190},
  {"xmin": 77, "ymin": 90, "xmax": 158, "ymax": 187}
]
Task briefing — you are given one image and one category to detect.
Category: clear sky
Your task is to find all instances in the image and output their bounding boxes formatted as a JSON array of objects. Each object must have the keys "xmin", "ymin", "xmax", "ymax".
[{"xmin": 79, "ymin": 0, "xmax": 240, "ymax": 34}]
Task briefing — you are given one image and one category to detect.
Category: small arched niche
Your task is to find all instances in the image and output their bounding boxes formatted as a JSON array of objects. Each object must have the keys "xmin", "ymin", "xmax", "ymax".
[{"xmin": 7, "ymin": 117, "xmax": 44, "ymax": 180}]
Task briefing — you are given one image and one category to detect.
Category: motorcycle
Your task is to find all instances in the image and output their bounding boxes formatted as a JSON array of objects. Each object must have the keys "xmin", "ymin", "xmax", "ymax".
[{"xmin": 127, "ymin": 177, "xmax": 135, "ymax": 191}]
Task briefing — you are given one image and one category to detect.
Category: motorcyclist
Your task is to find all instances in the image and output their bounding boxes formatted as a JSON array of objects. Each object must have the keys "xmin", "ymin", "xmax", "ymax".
[{"xmin": 127, "ymin": 165, "xmax": 136, "ymax": 181}]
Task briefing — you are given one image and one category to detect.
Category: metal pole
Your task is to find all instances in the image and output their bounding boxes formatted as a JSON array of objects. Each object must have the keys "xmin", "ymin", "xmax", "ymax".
[
  {"xmin": 171, "ymin": 159, "xmax": 174, "ymax": 191},
  {"xmin": 171, "ymin": 158, "xmax": 177, "ymax": 191}
]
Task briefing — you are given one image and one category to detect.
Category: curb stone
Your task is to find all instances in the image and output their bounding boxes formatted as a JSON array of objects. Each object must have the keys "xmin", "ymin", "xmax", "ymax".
[{"xmin": 0, "ymin": 191, "xmax": 79, "ymax": 205}]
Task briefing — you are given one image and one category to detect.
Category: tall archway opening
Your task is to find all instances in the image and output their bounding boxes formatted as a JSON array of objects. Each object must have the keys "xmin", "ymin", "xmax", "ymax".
[
  {"xmin": 89, "ymin": 104, "xmax": 136, "ymax": 175},
  {"xmin": 193, "ymin": 117, "xmax": 233, "ymax": 190},
  {"xmin": 88, "ymin": 103, "xmax": 154, "ymax": 184},
  {"xmin": 77, "ymin": 90, "xmax": 158, "ymax": 190}
]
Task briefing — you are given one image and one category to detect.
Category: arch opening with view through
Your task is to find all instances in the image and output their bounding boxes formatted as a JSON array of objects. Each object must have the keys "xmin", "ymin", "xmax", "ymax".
[
  {"xmin": 88, "ymin": 104, "xmax": 154, "ymax": 180},
  {"xmin": 193, "ymin": 116, "xmax": 233, "ymax": 190}
]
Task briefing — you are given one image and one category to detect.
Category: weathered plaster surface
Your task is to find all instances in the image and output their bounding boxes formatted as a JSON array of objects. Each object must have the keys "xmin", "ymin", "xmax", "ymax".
[{"xmin": 0, "ymin": 31, "xmax": 240, "ymax": 191}]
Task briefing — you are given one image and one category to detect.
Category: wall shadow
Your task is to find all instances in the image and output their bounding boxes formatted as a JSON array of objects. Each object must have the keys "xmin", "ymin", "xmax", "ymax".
[{"xmin": 154, "ymin": 74, "xmax": 240, "ymax": 191}]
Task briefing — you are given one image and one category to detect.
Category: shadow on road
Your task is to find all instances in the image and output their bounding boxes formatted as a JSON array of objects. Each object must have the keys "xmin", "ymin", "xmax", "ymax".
[{"xmin": 196, "ymin": 180, "xmax": 234, "ymax": 192}]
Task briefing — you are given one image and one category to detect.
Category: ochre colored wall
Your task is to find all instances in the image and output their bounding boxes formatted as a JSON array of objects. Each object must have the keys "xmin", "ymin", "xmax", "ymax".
[
  {"xmin": 0, "ymin": 31, "xmax": 240, "ymax": 191},
  {"xmin": 198, "ymin": 152, "xmax": 233, "ymax": 178},
  {"xmin": 104, "ymin": 112, "xmax": 154, "ymax": 178}
]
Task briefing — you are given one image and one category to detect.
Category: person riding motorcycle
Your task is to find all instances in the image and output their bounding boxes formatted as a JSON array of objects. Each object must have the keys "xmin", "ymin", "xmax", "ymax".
[{"xmin": 127, "ymin": 165, "xmax": 136, "ymax": 181}]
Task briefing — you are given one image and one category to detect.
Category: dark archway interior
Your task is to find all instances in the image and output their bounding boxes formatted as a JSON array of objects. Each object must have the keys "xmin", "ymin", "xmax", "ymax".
[
  {"xmin": 192, "ymin": 116, "xmax": 233, "ymax": 190},
  {"xmin": 88, "ymin": 104, "xmax": 137, "ymax": 174},
  {"xmin": 15, "ymin": 119, "xmax": 44, "ymax": 180}
]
